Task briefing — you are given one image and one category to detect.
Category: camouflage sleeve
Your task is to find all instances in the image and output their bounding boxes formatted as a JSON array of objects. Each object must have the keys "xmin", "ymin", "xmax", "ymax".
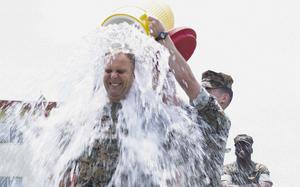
[
  {"xmin": 190, "ymin": 87, "xmax": 231, "ymax": 186},
  {"xmin": 256, "ymin": 163, "xmax": 270, "ymax": 175},
  {"xmin": 222, "ymin": 164, "xmax": 232, "ymax": 175},
  {"xmin": 256, "ymin": 163, "xmax": 273, "ymax": 185},
  {"xmin": 190, "ymin": 86, "xmax": 231, "ymax": 149}
]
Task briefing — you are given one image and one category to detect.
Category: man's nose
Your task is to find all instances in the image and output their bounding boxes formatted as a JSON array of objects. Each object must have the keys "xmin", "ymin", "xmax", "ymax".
[{"xmin": 111, "ymin": 71, "xmax": 119, "ymax": 78}]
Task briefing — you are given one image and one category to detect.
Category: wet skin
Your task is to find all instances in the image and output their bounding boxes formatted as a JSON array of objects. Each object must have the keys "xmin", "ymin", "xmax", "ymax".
[{"xmin": 103, "ymin": 53, "xmax": 135, "ymax": 103}]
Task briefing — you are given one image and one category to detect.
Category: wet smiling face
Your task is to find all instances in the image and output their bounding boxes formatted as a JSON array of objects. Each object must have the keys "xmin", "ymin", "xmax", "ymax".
[{"xmin": 103, "ymin": 52, "xmax": 135, "ymax": 103}]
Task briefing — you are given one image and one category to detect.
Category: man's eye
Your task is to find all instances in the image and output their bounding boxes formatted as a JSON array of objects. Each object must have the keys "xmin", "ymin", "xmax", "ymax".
[
  {"xmin": 105, "ymin": 69, "xmax": 112, "ymax": 73},
  {"xmin": 117, "ymin": 70, "xmax": 125, "ymax": 74}
]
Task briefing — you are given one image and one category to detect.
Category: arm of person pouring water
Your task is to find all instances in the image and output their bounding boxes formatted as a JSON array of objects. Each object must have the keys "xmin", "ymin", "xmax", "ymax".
[
  {"xmin": 148, "ymin": 16, "xmax": 231, "ymax": 186},
  {"xmin": 148, "ymin": 16, "xmax": 230, "ymax": 126},
  {"xmin": 148, "ymin": 16, "xmax": 200, "ymax": 101},
  {"xmin": 148, "ymin": 15, "xmax": 230, "ymax": 133}
]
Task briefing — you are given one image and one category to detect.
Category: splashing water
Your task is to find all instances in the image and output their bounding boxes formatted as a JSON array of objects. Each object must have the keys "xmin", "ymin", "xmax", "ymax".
[{"xmin": 0, "ymin": 23, "xmax": 210, "ymax": 187}]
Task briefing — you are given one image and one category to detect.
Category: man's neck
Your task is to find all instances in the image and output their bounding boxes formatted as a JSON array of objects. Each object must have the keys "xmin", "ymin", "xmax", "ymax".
[{"xmin": 236, "ymin": 157, "xmax": 254, "ymax": 170}]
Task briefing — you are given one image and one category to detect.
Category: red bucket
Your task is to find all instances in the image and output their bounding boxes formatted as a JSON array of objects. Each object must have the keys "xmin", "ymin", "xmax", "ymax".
[{"xmin": 168, "ymin": 27, "xmax": 197, "ymax": 61}]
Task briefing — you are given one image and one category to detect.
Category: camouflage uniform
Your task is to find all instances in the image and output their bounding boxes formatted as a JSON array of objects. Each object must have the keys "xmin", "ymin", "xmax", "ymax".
[
  {"xmin": 60, "ymin": 103, "xmax": 121, "ymax": 187},
  {"xmin": 222, "ymin": 161, "xmax": 272, "ymax": 185},
  {"xmin": 191, "ymin": 70, "xmax": 233, "ymax": 187},
  {"xmin": 221, "ymin": 134, "xmax": 273, "ymax": 185}
]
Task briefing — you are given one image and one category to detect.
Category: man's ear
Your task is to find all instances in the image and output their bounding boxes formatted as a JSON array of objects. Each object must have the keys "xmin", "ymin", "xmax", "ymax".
[
  {"xmin": 219, "ymin": 92, "xmax": 230, "ymax": 109},
  {"xmin": 221, "ymin": 92, "xmax": 230, "ymax": 104}
]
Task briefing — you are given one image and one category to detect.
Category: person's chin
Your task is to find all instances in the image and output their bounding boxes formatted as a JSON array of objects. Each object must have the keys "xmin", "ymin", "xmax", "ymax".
[{"xmin": 108, "ymin": 95, "xmax": 121, "ymax": 103}]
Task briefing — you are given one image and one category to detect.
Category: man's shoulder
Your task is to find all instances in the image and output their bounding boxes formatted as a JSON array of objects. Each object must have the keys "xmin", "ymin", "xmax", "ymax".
[
  {"xmin": 254, "ymin": 162, "xmax": 270, "ymax": 174},
  {"xmin": 223, "ymin": 162, "xmax": 238, "ymax": 173},
  {"xmin": 193, "ymin": 91, "xmax": 230, "ymax": 123}
]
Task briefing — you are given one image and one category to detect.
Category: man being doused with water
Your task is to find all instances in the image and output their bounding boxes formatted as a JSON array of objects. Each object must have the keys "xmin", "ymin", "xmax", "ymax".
[
  {"xmin": 59, "ymin": 47, "xmax": 187, "ymax": 186},
  {"xmin": 58, "ymin": 18, "xmax": 229, "ymax": 187},
  {"xmin": 59, "ymin": 51, "xmax": 135, "ymax": 186},
  {"xmin": 60, "ymin": 24, "xmax": 197, "ymax": 186}
]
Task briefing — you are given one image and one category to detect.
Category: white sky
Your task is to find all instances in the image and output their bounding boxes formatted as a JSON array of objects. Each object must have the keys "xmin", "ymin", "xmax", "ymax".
[{"xmin": 0, "ymin": 0, "xmax": 299, "ymax": 186}]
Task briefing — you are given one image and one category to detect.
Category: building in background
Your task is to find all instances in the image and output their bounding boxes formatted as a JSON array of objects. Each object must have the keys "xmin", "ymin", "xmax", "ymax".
[{"xmin": 0, "ymin": 99, "xmax": 56, "ymax": 187}]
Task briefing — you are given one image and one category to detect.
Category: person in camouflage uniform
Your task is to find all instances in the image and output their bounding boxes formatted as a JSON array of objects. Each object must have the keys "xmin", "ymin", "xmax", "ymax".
[
  {"xmin": 59, "ymin": 52, "xmax": 134, "ymax": 187},
  {"xmin": 199, "ymin": 70, "xmax": 234, "ymax": 187},
  {"xmin": 59, "ymin": 106, "xmax": 120, "ymax": 187},
  {"xmin": 149, "ymin": 17, "xmax": 232, "ymax": 186},
  {"xmin": 221, "ymin": 134, "xmax": 273, "ymax": 187}
]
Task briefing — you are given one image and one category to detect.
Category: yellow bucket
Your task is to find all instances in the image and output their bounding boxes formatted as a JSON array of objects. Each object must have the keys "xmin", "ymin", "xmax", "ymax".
[
  {"xmin": 138, "ymin": 0, "xmax": 174, "ymax": 31},
  {"xmin": 101, "ymin": 1, "xmax": 174, "ymax": 35}
]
